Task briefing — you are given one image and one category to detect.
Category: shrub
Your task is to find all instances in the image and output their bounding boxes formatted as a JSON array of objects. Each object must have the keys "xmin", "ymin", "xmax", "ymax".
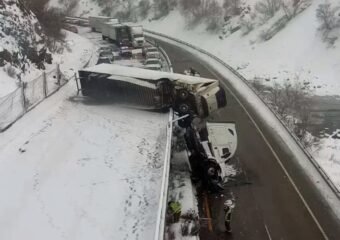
[{"xmin": 4, "ymin": 64, "xmax": 17, "ymax": 78}]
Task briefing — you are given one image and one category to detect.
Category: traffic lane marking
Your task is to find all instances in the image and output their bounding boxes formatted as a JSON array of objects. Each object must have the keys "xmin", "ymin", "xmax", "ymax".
[{"xmin": 204, "ymin": 65, "xmax": 329, "ymax": 240}]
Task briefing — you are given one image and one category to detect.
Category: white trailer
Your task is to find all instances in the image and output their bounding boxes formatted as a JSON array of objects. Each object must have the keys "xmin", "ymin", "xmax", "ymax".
[
  {"xmin": 89, "ymin": 16, "xmax": 113, "ymax": 32},
  {"xmin": 78, "ymin": 64, "xmax": 227, "ymax": 118},
  {"xmin": 123, "ymin": 23, "xmax": 145, "ymax": 48}
]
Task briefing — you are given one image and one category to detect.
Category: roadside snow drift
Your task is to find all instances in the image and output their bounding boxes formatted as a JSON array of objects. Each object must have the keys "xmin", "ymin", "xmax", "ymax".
[{"xmin": 0, "ymin": 80, "xmax": 169, "ymax": 240}]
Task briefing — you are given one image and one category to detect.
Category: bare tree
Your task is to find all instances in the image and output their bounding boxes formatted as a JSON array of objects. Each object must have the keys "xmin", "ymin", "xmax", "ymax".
[
  {"xmin": 153, "ymin": 0, "xmax": 171, "ymax": 19},
  {"xmin": 316, "ymin": 2, "xmax": 340, "ymax": 41},
  {"xmin": 280, "ymin": 0, "xmax": 311, "ymax": 20},
  {"xmin": 223, "ymin": 0, "xmax": 241, "ymax": 16},
  {"xmin": 138, "ymin": 0, "xmax": 150, "ymax": 20},
  {"xmin": 255, "ymin": 0, "xmax": 281, "ymax": 20}
]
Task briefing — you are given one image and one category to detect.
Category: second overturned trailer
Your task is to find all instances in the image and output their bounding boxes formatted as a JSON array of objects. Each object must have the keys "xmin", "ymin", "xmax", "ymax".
[{"xmin": 78, "ymin": 64, "xmax": 226, "ymax": 118}]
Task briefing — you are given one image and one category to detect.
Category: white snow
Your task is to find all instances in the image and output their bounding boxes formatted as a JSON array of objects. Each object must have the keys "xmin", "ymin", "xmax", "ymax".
[
  {"xmin": 0, "ymin": 70, "xmax": 17, "ymax": 98},
  {"xmin": 311, "ymin": 130, "xmax": 340, "ymax": 190},
  {"xmin": 141, "ymin": 2, "xmax": 340, "ymax": 96},
  {"xmin": 0, "ymin": 78, "xmax": 169, "ymax": 240},
  {"xmin": 53, "ymin": 30, "xmax": 95, "ymax": 79}
]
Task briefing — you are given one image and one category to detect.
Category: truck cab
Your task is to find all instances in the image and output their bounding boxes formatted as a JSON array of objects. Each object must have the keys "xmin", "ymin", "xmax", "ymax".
[
  {"xmin": 185, "ymin": 122, "xmax": 237, "ymax": 192},
  {"xmin": 123, "ymin": 23, "xmax": 145, "ymax": 48}
]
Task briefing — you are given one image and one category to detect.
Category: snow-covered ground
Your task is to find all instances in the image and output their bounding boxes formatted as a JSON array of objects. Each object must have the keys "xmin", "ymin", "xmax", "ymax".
[
  {"xmin": 311, "ymin": 130, "xmax": 340, "ymax": 190},
  {"xmin": 54, "ymin": 30, "xmax": 95, "ymax": 79},
  {"xmin": 141, "ymin": 2, "xmax": 340, "ymax": 96},
  {"xmin": 0, "ymin": 77, "xmax": 169, "ymax": 240}
]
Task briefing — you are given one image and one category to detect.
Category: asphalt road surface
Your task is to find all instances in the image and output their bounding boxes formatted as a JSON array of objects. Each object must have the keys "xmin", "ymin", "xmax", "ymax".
[{"xmin": 152, "ymin": 38, "xmax": 340, "ymax": 240}]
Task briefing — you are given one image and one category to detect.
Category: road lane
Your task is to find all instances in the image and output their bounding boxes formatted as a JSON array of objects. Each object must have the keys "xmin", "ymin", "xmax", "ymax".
[{"xmin": 153, "ymin": 38, "xmax": 340, "ymax": 240}]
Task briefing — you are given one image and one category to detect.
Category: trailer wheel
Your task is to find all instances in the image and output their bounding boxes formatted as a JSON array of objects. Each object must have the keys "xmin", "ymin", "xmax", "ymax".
[
  {"xmin": 178, "ymin": 103, "xmax": 190, "ymax": 114},
  {"xmin": 178, "ymin": 89, "xmax": 189, "ymax": 100}
]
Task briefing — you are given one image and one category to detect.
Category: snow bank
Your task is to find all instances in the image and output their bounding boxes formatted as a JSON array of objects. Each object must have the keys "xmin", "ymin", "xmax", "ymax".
[
  {"xmin": 312, "ymin": 130, "xmax": 340, "ymax": 190},
  {"xmin": 141, "ymin": 3, "xmax": 340, "ymax": 96}
]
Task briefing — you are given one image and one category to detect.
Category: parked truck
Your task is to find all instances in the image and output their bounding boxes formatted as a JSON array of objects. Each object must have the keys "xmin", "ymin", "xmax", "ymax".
[
  {"xmin": 89, "ymin": 16, "xmax": 114, "ymax": 32},
  {"xmin": 101, "ymin": 19, "xmax": 120, "ymax": 40},
  {"xmin": 78, "ymin": 64, "xmax": 227, "ymax": 118},
  {"xmin": 123, "ymin": 23, "xmax": 145, "ymax": 48},
  {"xmin": 104, "ymin": 24, "xmax": 132, "ymax": 47}
]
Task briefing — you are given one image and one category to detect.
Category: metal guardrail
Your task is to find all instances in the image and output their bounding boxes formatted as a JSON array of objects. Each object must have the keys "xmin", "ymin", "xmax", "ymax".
[
  {"xmin": 158, "ymin": 46, "xmax": 173, "ymax": 73},
  {"xmin": 154, "ymin": 109, "xmax": 174, "ymax": 240},
  {"xmin": 144, "ymin": 29, "xmax": 340, "ymax": 198}
]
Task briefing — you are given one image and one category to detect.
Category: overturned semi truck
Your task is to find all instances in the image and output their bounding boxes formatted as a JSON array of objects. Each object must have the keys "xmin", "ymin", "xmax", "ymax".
[
  {"xmin": 185, "ymin": 122, "xmax": 238, "ymax": 192},
  {"xmin": 78, "ymin": 64, "xmax": 227, "ymax": 118}
]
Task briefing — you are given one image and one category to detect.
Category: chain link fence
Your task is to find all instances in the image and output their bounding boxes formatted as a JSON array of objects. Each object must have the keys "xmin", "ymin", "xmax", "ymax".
[{"xmin": 0, "ymin": 65, "xmax": 71, "ymax": 132}]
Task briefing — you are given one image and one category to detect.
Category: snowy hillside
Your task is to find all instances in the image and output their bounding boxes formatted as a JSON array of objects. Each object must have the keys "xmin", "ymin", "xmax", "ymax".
[
  {"xmin": 56, "ymin": 0, "xmax": 340, "ymax": 96},
  {"xmin": 0, "ymin": 0, "xmax": 51, "ymax": 97},
  {"xmin": 142, "ymin": 0, "xmax": 340, "ymax": 96}
]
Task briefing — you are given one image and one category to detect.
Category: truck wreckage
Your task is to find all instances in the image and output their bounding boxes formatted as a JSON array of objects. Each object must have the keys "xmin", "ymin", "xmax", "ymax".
[
  {"xmin": 78, "ymin": 64, "xmax": 226, "ymax": 119},
  {"xmin": 185, "ymin": 121, "xmax": 237, "ymax": 191},
  {"xmin": 77, "ymin": 64, "xmax": 236, "ymax": 191}
]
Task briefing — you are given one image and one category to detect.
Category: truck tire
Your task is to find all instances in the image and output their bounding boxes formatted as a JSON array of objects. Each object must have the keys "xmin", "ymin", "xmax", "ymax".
[
  {"xmin": 178, "ymin": 103, "xmax": 190, "ymax": 114},
  {"xmin": 178, "ymin": 118, "xmax": 190, "ymax": 129},
  {"xmin": 178, "ymin": 89, "xmax": 189, "ymax": 100}
]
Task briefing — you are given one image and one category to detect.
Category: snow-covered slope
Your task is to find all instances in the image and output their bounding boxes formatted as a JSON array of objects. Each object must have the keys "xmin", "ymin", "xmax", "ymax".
[
  {"xmin": 0, "ymin": 0, "xmax": 52, "ymax": 97},
  {"xmin": 141, "ymin": 1, "xmax": 340, "ymax": 96}
]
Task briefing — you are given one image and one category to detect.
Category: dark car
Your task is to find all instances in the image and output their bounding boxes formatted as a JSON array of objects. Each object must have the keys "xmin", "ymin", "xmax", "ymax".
[{"xmin": 96, "ymin": 57, "xmax": 113, "ymax": 65}]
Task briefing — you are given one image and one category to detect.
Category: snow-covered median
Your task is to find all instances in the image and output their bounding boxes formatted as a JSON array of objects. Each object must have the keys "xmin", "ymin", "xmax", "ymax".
[{"xmin": 0, "ymin": 79, "xmax": 169, "ymax": 240}]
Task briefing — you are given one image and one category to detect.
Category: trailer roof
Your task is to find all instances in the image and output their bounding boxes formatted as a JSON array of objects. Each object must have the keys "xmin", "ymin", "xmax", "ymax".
[
  {"xmin": 82, "ymin": 64, "xmax": 216, "ymax": 85},
  {"xmin": 123, "ymin": 22, "xmax": 143, "ymax": 27}
]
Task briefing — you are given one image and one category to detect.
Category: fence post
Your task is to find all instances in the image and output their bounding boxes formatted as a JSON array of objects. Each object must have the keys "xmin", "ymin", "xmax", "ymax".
[
  {"xmin": 56, "ymin": 64, "xmax": 61, "ymax": 86},
  {"xmin": 21, "ymin": 82, "xmax": 27, "ymax": 112},
  {"xmin": 74, "ymin": 73, "xmax": 80, "ymax": 95},
  {"xmin": 43, "ymin": 71, "xmax": 47, "ymax": 97}
]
